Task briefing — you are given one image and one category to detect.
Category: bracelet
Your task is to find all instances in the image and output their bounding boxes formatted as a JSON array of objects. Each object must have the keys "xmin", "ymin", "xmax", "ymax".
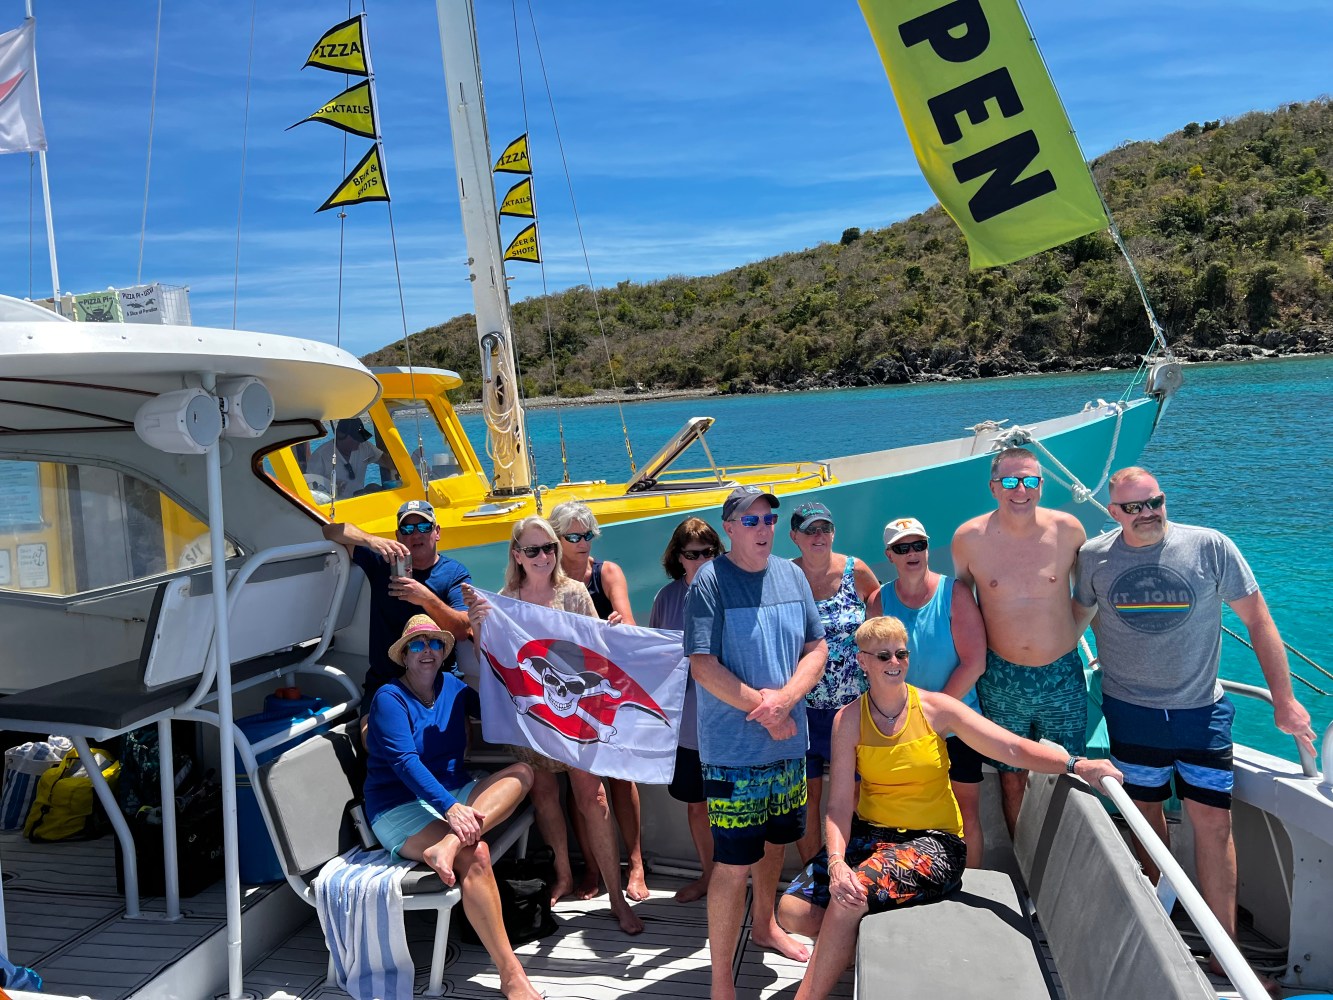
[{"xmin": 827, "ymin": 855, "xmax": 846, "ymax": 870}]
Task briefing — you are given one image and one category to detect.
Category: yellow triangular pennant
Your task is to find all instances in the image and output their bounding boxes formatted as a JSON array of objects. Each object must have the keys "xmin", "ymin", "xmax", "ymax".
[
  {"xmin": 503, "ymin": 222, "xmax": 541, "ymax": 263},
  {"xmin": 494, "ymin": 134, "xmax": 531, "ymax": 174},
  {"xmin": 317, "ymin": 144, "xmax": 390, "ymax": 212},
  {"xmin": 498, "ymin": 177, "xmax": 535, "ymax": 219},
  {"xmin": 303, "ymin": 15, "xmax": 368, "ymax": 76},
  {"xmin": 287, "ymin": 80, "xmax": 376, "ymax": 138}
]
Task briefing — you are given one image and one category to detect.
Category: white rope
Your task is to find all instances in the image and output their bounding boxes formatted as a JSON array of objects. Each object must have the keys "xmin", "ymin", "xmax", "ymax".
[
  {"xmin": 481, "ymin": 336, "xmax": 524, "ymax": 484},
  {"xmin": 988, "ymin": 400, "xmax": 1126, "ymax": 518}
]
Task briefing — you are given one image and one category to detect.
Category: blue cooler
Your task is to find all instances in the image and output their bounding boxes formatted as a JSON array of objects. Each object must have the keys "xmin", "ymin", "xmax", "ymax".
[{"xmin": 235, "ymin": 692, "xmax": 327, "ymax": 884}]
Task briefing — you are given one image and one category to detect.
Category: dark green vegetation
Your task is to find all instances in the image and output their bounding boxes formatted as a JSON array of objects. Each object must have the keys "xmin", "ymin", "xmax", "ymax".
[{"xmin": 365, "ymin": 100, "xmax": 1333, "ymax": 399}]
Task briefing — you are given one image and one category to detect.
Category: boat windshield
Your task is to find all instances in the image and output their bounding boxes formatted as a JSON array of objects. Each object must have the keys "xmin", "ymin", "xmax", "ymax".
[
  {"xmin": 0, "ymin": 458, "xmax": 236, "ymax": 597},
  {"xmin": 385, "ymin": 397, "xmax": 465, "ymax": 481},
  {"xmin": 293, "ymin": 413, "xmax": 404, "ymax": 503}
]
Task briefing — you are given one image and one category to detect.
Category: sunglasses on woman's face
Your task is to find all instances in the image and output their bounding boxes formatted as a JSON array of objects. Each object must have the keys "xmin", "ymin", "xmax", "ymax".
[
  {"xmin": 888, "ymin": 539, "xmax": 929, "ymax": 555},
  {"xmin": 561, "ymin": 530, "xmax": 596, "ymax": 543},
  {"xmin": 865, "ymin": 648, "xmax": 910, "ymax": 661},
  {"xmin": 405, "ymin": 638, "xmax": 447, "ymax": 654},
  {"xmin": 797, "ymin": 523, "xmax": 834, "ymax": 536},
  {"xmin": 518, "ymin": 542, "xmax": 559, "ymax": 558},
  {"xmin": 680, "ymin": 547, "xmax": 716, "ymax": 561}
]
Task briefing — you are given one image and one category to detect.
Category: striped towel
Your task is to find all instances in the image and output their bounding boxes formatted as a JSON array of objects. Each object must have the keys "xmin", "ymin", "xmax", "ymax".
[{"xmin": 312, "ymin": 846, "xmax": 416, "ymax": 1000}]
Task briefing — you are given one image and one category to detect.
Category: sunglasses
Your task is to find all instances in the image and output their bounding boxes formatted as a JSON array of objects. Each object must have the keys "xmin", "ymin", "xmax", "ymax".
[
  {"xmin": 398, "ymin": 521, "xmax": 434, "ymax": 535},
  {"xmin": 680, "ymin": 547, "xmax": 716, "ymax": 561},
  {"xmin": 735, "ymin": 513, "xmax": 779, "ymax": 527},
  {"xmin": 864, "ymin": 648, "xmax": 910, "ymax": 661},
  {"xmin": 797, "ymin": 523, "xmax": 834, "ymax": 536},
  {"xmin": 405, "ymin": 638, "xmax": 447, "ymax": 654},
  {"xmin": 518, "ymin": 542, "xmax": 559, "ymax": 558},
  {"xmin": 888, "ymin": 539, "xmax": 929, "ymax": 555},
  {"xmin": 561, "ymin": 530, "xmax": 596, "ymax": 543},
  {"xmin": 1113, "ymin": 494, "xmax": 1165, "ymax": 515},
  {"xmin": 993, "ymin": 475, "xmax": 1042, "ymax": 490}
]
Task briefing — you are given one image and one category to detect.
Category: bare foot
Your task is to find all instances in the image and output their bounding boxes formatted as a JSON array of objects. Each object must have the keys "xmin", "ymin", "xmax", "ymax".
[
  {"xmin": 626, "ymin": 864, "xmax": 651, "ymax": 902},
  {"xmin": 1207, "ymin": 957, "xmax": 1281, "ymax": 998},
  {"xmin": 613, "ymin": 899, "xmax": 645, "ymax": 935},
  {"xmin": 548, "ymin": 871, "xmax": 573, "ymax": 909},
  {"xmin": 674, "ymin": 876, "xmax": 709, "ymax": 903},
  {"xmin": 422, "ymin": 836, "xmax": 460, "ymax": 887},
  {"xmin": 499, "ymin": 965, "xmax": 544, "ymax": 1000},
  {"xmin": 752, "ymin": 926, "xmax": 811, "ymax": 963},
  {"xmin": 574, "ymin": 871, "xmax": 605, "ymax": 900}
]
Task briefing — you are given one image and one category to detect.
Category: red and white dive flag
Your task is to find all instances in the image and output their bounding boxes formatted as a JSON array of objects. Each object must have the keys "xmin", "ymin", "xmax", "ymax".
[
  {"xmin": 475, "ymin": 590, "xmax": 687, "ymax": 783},
  {"xmin": 0, "ymin": 21, "xmax": 46, "ymax": 155}
]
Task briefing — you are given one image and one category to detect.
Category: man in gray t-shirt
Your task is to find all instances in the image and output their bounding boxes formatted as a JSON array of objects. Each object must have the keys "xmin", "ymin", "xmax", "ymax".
[
  {"xmin": 684, "ymin": 485, "xmax": 827, "ymax": 1000},
  {"xmin": 1074, "ymin": 467, "xmax": 1313, "ymax": 968}
]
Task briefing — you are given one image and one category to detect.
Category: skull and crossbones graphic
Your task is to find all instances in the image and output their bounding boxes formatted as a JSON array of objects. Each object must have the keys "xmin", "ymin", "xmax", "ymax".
[{"xmin": 511, "ymin": 653, "xmax": 623, "ymax": 741}]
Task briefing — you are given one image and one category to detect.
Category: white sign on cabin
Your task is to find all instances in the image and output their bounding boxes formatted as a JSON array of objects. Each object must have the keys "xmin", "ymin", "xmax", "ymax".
[{"xmin": 16, "ymin": 543, "xmax": 49, "ymax": 590}]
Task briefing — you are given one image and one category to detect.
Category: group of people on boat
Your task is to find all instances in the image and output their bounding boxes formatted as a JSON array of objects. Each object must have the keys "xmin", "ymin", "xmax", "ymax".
[{"xmin": 320, "ymin": 447, "xmax": 1317, "ymax": 999}]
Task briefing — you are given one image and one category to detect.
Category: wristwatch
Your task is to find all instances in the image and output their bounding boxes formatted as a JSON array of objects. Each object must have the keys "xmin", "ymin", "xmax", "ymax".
[{"xmin": 1066, "ymin": 755, "xmax": 1085, "ymax": 774}]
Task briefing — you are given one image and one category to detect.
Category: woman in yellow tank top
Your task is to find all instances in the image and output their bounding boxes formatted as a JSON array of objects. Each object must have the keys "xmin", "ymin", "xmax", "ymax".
[{"xmin": 778, "ymin": 616, "xmax": 1123, "ymax": 1000}]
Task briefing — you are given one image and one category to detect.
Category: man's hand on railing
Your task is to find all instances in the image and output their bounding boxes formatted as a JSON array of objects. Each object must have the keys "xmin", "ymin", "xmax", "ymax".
[{"xmin": 1273, "ymin": 696, "xmax": 1317, "ymax": 757}]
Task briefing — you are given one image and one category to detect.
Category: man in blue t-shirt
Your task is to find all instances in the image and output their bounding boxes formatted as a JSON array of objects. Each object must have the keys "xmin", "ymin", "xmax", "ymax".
[
  {"xmin": 684, "ymin": 485, "xmax": 827, "ymax": 998},
  {"xmin": 323, "ymin": 499, "xmax": 472, "ymax": 702},
  {"xmin": 1074, "ymin": 466, "xmax": 1313, "ymax": 976}
]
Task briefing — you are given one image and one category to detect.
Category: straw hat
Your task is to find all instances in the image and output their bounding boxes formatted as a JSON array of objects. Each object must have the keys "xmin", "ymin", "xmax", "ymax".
[{"xmin": 388, "ymin": 614, "xmax": 455, "ymax": 666}]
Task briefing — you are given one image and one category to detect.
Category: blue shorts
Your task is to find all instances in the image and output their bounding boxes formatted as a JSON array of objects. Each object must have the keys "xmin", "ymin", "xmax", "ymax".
[
  {"xmin": 1101, "ymin": 694, "xmax": 1234, "ymax": 809},
  {"xmin": 703, "ymin": 757, "xmax": 806, "ymax": 867},
  {"xmin": 805, "ymin": 706, "xmax": 840, "ymax": 777},
  {"xmin": 369, "ymin": 777, "xmax": 481, "ymax": 861},
  {"xmin": 976, "ymin": 648, "xmax": 1087, "ymax": 772}
]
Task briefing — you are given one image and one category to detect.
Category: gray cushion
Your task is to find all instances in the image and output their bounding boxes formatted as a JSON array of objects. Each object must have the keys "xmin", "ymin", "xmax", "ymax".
[
  {"xmin": 1015, "ymin": 773, "xmax": 1215, "ymax": 1000},
  {"xmin": 855, "ymin": 868, "xmax": 1053, "ymax": 1000}
]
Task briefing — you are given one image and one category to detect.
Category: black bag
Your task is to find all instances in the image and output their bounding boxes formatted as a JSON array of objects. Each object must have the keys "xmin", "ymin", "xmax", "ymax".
[
  {"xmin": 115, "ymin": 774, "xmax": 224, "ymax": 898},
  {"xmin": 459, "ymin": 851, "xmax": 557, "ymax": 946}
]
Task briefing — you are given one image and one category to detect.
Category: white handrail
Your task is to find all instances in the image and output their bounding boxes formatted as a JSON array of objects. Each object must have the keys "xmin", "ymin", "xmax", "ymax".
[
  {"xmin": 1322, "ymin": 720, "xmax": 1333, "ymax": 788},
  {"xmin": 1095, "ymin": 775, "xmax": 1269, "ymax": 1000},
  {"xmin": 1220, "ymin": 680, "xmax": 1319, "ymax": 778}
]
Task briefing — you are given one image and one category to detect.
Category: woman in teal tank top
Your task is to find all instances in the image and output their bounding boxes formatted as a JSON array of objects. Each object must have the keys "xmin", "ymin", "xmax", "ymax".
[{"xmin": 869, "ymin": 515, "xmax": 988, "ymax": 867}]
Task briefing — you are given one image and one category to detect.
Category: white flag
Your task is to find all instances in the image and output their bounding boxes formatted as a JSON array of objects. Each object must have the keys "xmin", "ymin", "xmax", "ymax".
[
  {"xmin": 474, "ymin": 590, "xmax": 687, "ymax": 783},
  {"xmin": 117, "ymin": 283, "xmax": 165, "ymax": 324},
  {"xmin": 0, "ymin": 21, "xmax": 46, "ymax": 155}
]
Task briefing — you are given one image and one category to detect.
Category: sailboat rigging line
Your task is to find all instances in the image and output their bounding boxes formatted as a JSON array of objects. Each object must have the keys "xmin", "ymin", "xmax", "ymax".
[
  {"xmin": 1222, "ymin": 624, "xmax": 1332, "ymax": 689},
  {"xmin": 523, "ymin": 0, "xmax": 637, "ymax": 474},
  {"xmin": 509, "ymin": 0, "xmax": 570, "ymax": 485},
  {"xmin": 230, "ymin": 0, "xmax": 258, "ymax": 330},
  {"xmin": 1013, "ymin": 0, "xmax": 1173, "ymax": 367},
  {"xmin": 136, "ymin": 0, "xmax": 163, "ymax": 287},
  {"xmin": 28, "ymin": 153, "xmax": 33, "ymax": 298}
]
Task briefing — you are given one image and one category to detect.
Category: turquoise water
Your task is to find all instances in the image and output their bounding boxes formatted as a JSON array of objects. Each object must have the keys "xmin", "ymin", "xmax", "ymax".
[{"xmin": 460, "ymin": 356, "xmax": 1333, "ymax": 763}]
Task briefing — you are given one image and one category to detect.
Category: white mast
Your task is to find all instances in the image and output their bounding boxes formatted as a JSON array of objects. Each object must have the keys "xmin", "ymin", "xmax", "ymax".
[
  {"xmin": 435, "ymin": 0, "xmax": 532, "ymax": 496},
  {"xmin": 23, "ymin": 1, "xmax": 60, "ymax": 300}
]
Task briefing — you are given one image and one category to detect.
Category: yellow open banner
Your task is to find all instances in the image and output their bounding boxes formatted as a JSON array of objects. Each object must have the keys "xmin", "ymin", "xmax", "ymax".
[
  {"xmin": 858, "ymin": 0, "xmax": 1107, "ymax": 268},
  {"xmin": 304, "ymin": 14, "xmax": 368, "ymax": 76},
  {"xmin": 317, "ymin": 144, "xmax": 389, "ymax": 213}
]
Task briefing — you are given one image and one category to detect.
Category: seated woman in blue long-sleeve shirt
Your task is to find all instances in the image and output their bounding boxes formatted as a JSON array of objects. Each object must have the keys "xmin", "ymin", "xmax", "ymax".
[{"xmin": 364, "ymin": 614, "xmax": 541, "ymax": 1000}]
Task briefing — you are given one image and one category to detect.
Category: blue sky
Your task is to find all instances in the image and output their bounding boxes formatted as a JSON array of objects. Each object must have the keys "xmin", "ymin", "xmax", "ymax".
[{"xmin": 2, "ymin": 1, "xmax": 1330, "ymax": 359}]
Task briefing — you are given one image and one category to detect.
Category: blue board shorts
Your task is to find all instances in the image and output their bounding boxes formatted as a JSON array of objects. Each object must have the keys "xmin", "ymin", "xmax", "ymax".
[
  {"xmin": 1101, "ymin": 693, "xmax": 1234, "ymax": 809},
  {"xmin": 702, "ymin": 757, "xmax": 806, "ymax": 866},
  {"xmin": 975, "ymin": 648, "xmax": 1087, "ymax": 771},
  {"xmin": 370, "ymin": 777, "xmax": 481, "ymax": 861}
]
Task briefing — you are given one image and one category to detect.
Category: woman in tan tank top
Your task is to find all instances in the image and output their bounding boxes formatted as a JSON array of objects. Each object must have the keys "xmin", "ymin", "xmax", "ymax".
[{"xmin": 778, "ymin": 615, "xmax": 1123, "ymax": 1000}]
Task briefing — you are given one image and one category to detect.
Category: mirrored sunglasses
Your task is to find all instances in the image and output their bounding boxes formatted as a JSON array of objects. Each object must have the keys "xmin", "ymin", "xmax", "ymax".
[
  {"xmin": 680, "ymin": 547, "xmax": 716, "ymax": 561},
  {"xmin": 737, "ymin": 513, "xmax": 779, "ymax": 527},
  {"xmin": 888, "ymin": 539, "xmax": 929, "ymax": 555},
  {"xmin": 405, "ymin": 638, "xmax": 447, "ymax": 654},
  {"xmin": 992, "ymin": 475, "xmax": 1042, "ymax": 490},
  {"xmin": 398, "ymin": 521, "xmax": 434, "ymax": 535},
  {"xmin": 518, "ymin": 542, "xmax": 559, "ymax": 558},
  {"xmin": 1113, "ymin": 494, "xmax": 1165, "ymax": 515},
  {"xmin": 561, "ymin": 530, "xmax": 596, "ymax": 543}
]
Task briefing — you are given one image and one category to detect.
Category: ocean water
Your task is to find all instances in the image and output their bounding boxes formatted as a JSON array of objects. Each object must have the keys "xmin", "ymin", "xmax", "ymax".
[{"xmin": 460, "ymin": 355, "xmax": 1333, "ymax": 763}]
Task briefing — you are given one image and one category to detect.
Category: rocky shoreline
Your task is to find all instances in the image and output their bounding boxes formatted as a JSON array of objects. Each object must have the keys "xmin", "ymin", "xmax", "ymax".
[{"xmin": 456, "ymin": 329, "xmax": 1330, "ymax": 412}]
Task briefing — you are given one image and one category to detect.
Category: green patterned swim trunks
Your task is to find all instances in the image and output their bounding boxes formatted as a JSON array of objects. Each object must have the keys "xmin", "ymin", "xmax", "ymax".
[
  {"xmin": 702, "ymin": 757, "xmax": 807, "ymax": 866},
  {"xmin": 975, "ymin": 648, "xmax": 1087, "ymax": 771}
]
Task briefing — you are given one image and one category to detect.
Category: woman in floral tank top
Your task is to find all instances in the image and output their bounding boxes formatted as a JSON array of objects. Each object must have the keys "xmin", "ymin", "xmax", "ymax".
[{"xmin": 789, "ymin": 501, "xmax": 881, "ymax": 863}]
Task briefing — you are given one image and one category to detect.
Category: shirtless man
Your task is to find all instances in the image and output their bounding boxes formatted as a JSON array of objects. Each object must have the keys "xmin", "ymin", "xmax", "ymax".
[{"xmin": 952, "ymin": 447, "xmax": 1087, "ymax": 835}]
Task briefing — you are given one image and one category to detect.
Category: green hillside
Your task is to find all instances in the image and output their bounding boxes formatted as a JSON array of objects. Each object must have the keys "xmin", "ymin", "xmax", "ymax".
[{"xmin": 365, "ymin": 99, "xmax": 1333, "ymax": 399}]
